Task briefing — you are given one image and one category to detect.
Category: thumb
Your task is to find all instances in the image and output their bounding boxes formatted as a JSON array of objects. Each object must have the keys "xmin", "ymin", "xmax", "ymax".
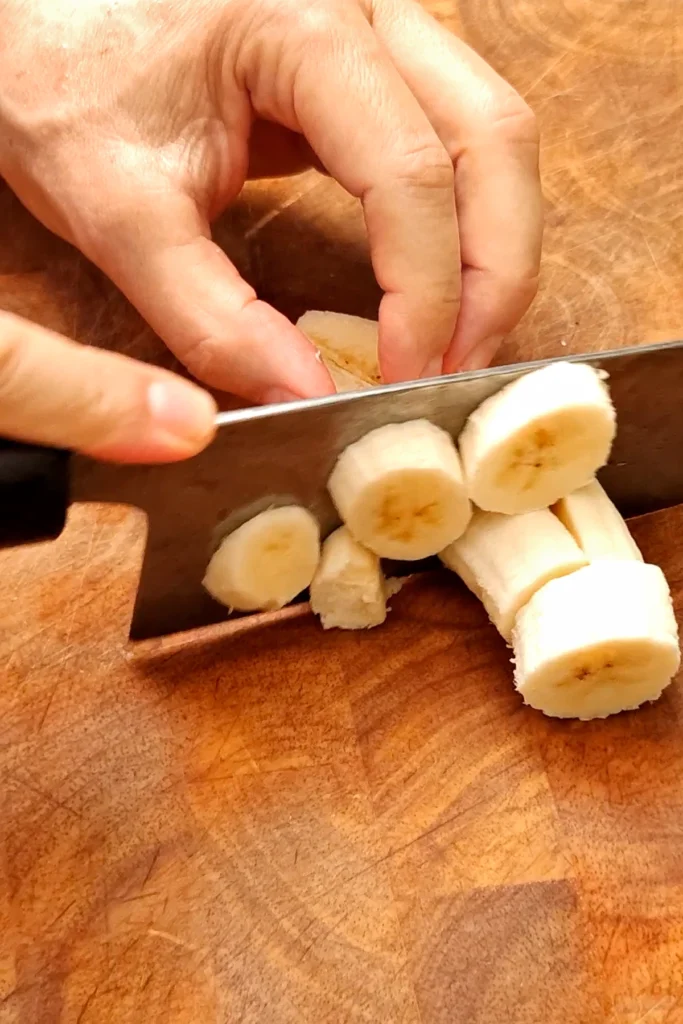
[
  {"xmin": 0, "ymin": 311, "xmax": 217, "ymax": 462},
  {"xmin": 80, "ymin": 188, "xmax": 335, "ymax": 405}
]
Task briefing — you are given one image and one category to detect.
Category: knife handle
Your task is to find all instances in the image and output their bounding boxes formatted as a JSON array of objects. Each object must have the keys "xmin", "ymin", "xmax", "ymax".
[{"xmin": 0, "ymin": 438, "xmax": 71, "ymax": 549}]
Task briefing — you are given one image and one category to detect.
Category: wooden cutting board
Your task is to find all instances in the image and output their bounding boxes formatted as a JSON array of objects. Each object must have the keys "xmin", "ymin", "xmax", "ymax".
[{"xmin": 2, "ymin": 2, "xmax": 683, "ymax": 1022}]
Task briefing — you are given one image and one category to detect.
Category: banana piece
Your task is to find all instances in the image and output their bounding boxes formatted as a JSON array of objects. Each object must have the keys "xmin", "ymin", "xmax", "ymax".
[
  {"xmin": 458, "ymin": 362, "xmax": 617, "ymax": 514},
  {"xmin": 384, "ymin": 576, "xmax": 407, "ymax": 599},
  {"xmin": 310, "ymin": 526, "xmax": 388, "ymax": 629},
  {"xmin": 328, "ymin": 419, "xmax": 472, "ymax": 560},
  {"xmin": 297, "ymin": 310, "xmax": 380, "ymax": 392},
  {"xmin": 203, "ymin": 505, "xmax": 320, "ymax": 612},
  {"xmin": 440, "ymin": 508, "xmax": 588, "ymax": 641},
  {"xmin": 552, "ymin": 478, "xmax": 643, "ymax": 562},
  {"xmin": 511, "ymin": 561, "xmax": 680, "ymax": 720},
  {"xmin": 324, "ymin": 361, "xmax": 373, "ymax": 395}
]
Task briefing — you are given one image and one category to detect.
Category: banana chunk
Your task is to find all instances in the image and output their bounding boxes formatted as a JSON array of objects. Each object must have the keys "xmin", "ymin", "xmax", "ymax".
[
  {"xmin": 328, "ymin": 419, "xmax": 472, "ymax": 560},
  {"xmin": 458, "ymin": 362, "xmax": 617, "ymax": 514},
  {"xmin": 512, "ymin": 561, "xmax": 680, "ymax": 720},
  {"xmin": 203, "ymin": 505, "xmax": 320, "ymax": 612},
  {"xmin": 552, "ymin": 479, "xmax": 643, "ymax": 562},
  {"xmin": 440, "ymin": 508, "xmax": 588, "ymax": 641},
  {"xmin": 297, "ymin": 310, "xmax": 380, "ymax": 392},
  {"xmin": 310, "ymin": 526, "xmax": 388, "ymax": 629}
]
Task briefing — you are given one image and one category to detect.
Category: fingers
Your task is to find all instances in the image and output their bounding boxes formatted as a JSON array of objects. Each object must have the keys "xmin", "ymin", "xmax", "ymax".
[
  {"xmin": 0, "ymin": 310, "xmax": 217, "ymax": 462},
  {"xmin": 78, "ymin": 186, "xmax": 335, "ymax": 404},
  {"xmin": 371, "ymin": 0, "xmax": 543, "ymax": 372},
  {"xmin": 266, "ymin": 3, "xmax": 460, "ymax": 382}
]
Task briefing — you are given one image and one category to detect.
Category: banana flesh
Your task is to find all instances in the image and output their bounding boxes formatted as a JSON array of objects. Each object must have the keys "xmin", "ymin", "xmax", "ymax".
[
  {"xmin": 297, "ymin": 310, "xmax": 380, "ymax": 392},
  {"xmin": 327, "ymin": 419, "xmax": 472, "ymax": 560},
  {"xmin": 512, "ymin": 561, "xmax": 680, "ymax": 720},
  {"xmin": 203, "ymin": 505, "xmax": 320, "ymax": 612},
  {"xmin": 440, "ymin": 508, "xmax": 588, "ymax": 640},
  {"xmin": 310, "ymin": 526, "xmax": 388, "ymax": 629},
  {"xmin": 458, "ymin": 361, "xmax": 617, "ymax": 515},
  {"xmin": 198, "ymin": 346, "xmax": 680, "ymax": 725},
  {"xmin": 552, "ymin": 479, "xmax": 643, "ymax": 561}
]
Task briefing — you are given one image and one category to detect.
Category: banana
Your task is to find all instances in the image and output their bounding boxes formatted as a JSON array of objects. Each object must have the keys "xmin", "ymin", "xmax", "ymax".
[
  {"xmin": 203, "ymin": 505, "xmax": 320, "ymax": 612},
  {"xmin": 310, "ymin": 526, "xmax": 388, "ymax": 629},
  {"xmin": 511, "ymin": 561, "xmax": 680, "ymax": 720},
  {"xmin": 458, "ymin": 361, "xmax": 617, "ymax": 514},
  {"xmin": 297, "ymin": 310, "xmax": 380, "ymax": 392},
  {"xmin": 324, "ymin": 361, "xmax": 373, "ymax": 394},
  {"xmin": 552, "ymin": 478, "xmax": 643, "ymax": 561},
  {"xmin": 384, "ymin": 576, "xmax": 407, "ymax": 599},
  {"xmin": 440, "ymin": 507, "xmax": 588, "ymax": 641},
  {"xmin": 327, "ymin": 419, "xmax": 472, "ymax": 560}
]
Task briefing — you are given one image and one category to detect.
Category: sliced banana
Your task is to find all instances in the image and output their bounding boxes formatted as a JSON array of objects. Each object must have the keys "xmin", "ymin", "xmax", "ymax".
[
  {"xmin": 324, "ymin": 361, "xmax": 373, "ymax": 394},
  {"xmin": 512, "ymin": 561, "xmax": 680, "ymax": 720},
  {"xmin": 458, "ymin": 361, "xmax": 617, "ymax": 515},
  {"xmin": 203, "ymin": 505, "xmax": 320, "ymax": 612},
  {"xmin": 552, "ymin": 478, "xmax": 643, "ymax": 562},
  {"xmin": 384, "ymin": 576, "xmax": 407, "ymax": 599},
  {"xmin": 310, "ymin": 526, "xmax": 388, "ymax": 629},
  {"xmin": 297, "ymin": 310, "xmax": 380, "ymax": 392},
  {"xmin": 440, "ymin": 507, "xmax": 588, "ymax": 641},
  {"xmin": 328, "ymin": 419, "xmax": 472, "ymax": 560}
]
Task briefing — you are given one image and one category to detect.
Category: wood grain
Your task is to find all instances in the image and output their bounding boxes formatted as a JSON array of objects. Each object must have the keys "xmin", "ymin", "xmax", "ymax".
[{"xmin": 2, "ymin": 1, "xmax": 683, "ymax": 1021}]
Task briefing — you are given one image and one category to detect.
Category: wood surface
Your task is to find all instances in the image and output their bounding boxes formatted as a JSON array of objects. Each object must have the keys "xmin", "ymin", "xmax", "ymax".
[{"xmin": 2, "ymin": 1, "xmax": 683, "ymax": 1021}]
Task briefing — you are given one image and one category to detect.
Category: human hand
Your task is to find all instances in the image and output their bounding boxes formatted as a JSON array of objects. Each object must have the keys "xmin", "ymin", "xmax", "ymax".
[
  {"xmin": 0, "ymin": 0, "xmax": 542, "ymax": 426},
  {"xmin": 0, "ymin": 311, "xmax": 216, "ymax": 461}
]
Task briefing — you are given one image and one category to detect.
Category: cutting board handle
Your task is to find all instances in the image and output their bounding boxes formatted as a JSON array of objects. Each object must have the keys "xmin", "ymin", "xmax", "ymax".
[{"xmin": 0, "ymin": 438, "xmax": 71, "ymax": 549}]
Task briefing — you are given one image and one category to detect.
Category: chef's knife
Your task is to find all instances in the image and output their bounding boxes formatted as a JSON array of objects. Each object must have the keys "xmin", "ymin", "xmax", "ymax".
[{"xmin": 2, "ymin": 339, "xmax": 683, "ymax": 641}]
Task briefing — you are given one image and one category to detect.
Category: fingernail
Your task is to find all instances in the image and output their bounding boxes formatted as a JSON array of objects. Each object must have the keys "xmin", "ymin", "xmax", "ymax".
[
  {"xmin": 460, "ymin": 336, "xmax": 505, "ymax": 373},
  {"xmin": 262, "ymin": 387, "xmax": 302, "ymax": 405},
  {"xmin": 147, "ymin": 379, "xmax": 217, "ymax": 445},
  {"xmin": 420, "ymin": 355, "xmax": 444, "ymax": 380}
]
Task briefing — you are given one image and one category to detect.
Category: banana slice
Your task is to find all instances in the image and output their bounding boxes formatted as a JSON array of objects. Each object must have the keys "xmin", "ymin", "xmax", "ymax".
[
  {"xmin": 328, "ymin": 419, "xmax": 472, "ymax": 560},
  {"xmin": 324, "ymin": 361, "xmax": 373, "ymax": 394},
  {"xmin": 297, "ymin": 310, "xmax": 380, "ymax": 392},
  {"xmin": 458, "ymin": 362, "xmax": 617, "ymax": 514},
  {"xmin": 552, "ymin": 479, "xmax": 643, "ymax": 562},
  {"xmin": 440, "ymin": 507, "xmax": 588, "ymax": 641},
  {"xmin": 310, "ymin": 526, "xmax": 388, "ymax": 629},
  {"xmin": 512, "ymin": 561, "xmax": 680, "ymax": 720},
  {"xmin": 203, "ymin": 505, "xmax": 320, "ymax": 612}
]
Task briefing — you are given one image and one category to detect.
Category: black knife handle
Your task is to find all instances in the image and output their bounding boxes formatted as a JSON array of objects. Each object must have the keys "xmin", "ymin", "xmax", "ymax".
[{"xmin": 0, "ymin": 438, "xmax": 71, "ymax": 549}]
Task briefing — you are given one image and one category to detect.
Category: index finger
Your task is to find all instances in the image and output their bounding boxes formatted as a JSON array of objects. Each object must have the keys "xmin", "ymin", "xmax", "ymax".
[{"xmin": 281, "ymin": 4, "xmax": 461, "ymax": 382}]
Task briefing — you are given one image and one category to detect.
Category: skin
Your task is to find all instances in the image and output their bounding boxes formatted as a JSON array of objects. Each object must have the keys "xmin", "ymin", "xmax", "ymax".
[{"xmin": 0, "ymin": 0, "xmax": 542, "ymax": 463}]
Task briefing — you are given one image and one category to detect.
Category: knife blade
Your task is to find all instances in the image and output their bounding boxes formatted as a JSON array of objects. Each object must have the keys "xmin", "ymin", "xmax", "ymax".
[{"xmin": 54, "ymin": 338, "xmax": 681, "ymax": 641}]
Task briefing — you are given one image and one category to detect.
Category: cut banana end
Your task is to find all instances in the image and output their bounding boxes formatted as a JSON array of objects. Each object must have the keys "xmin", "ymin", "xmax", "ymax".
[
  {"xmin": 310, "ymin": 526, "xmax": 388, "ymax": 629},
  {"xmin": 328, "ymin": 419, "xmax": 472, "ymax": 560},
  {"xmin": 552, "ymin": 478, "xmax": 643, "ymax": 562},
  {"xmin": 324, "ymin": 361, "xmax": 373, "ymax": 394},
  {"xmin": 458, "ymin": 362, "xmax": 617, "ymax": 515},
  {"xmin": 297, "ymin": 310, "xmax": 380, "ymax": 392},
  {"xmin": 203, "ymin": 505, "xmax": 320, "ymax": 612},
  {"xmin": 440, "ymin": 508, "xmax": 588, "ymax": 641},
  {"xmin": 512, "ymin": 561, "xmax": 681, "ymax": 720}
]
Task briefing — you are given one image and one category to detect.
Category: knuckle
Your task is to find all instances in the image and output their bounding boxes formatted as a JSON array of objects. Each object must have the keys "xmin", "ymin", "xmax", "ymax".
[
  {"xmin": 296, "ymin": 3, "xmax": 341, "ymax": 42},
  {"xmin": 489, "ymin": 94, "xmax": 540, "ymax": 148},
  {"xmin": 517, "ymin": 271, "xmax": 541, "ymax": 306},
  {"xmin": 394, "ymin": 141, "xmax": 455, "ymax": 194},
  {"xmin": 176, "ymin": 335, "xmax": 221, "ymax": 384},
  {"xmin": 259, "ymin": 0, "xmax": 341, "ymax": 47},
  {"xmin": 497, "ymin": 271, "xmax": 541, "ymax": 324}
]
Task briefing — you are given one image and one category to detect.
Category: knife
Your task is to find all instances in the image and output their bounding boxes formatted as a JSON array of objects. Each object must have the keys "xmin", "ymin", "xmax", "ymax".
[{"xmin": 2, "ymin": 339, "xmax": 683, "ymax": 642}]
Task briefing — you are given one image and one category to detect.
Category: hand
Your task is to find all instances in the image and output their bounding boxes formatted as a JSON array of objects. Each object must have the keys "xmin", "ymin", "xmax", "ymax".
[
  {"xmin": 0, "ymin": 310, "xmax": 217, "ymax": 461},
  {"xmin": 0, "ymin": 0, "xmax": 542, "ymax": 460}
]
